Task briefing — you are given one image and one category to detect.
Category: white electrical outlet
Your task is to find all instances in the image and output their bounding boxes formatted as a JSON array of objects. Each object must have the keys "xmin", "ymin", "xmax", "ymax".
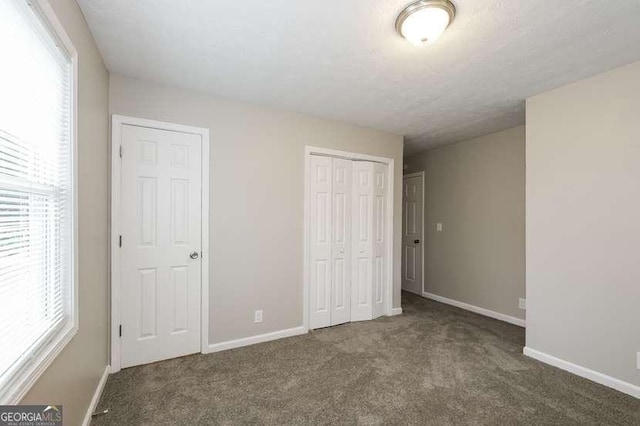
[
  {"xmin": 519, "ymin": 298, "xmax": 526, "ymax": 310},
  {"xmin": 254, "ymin": 310, "xmax": 263, "ymax": 323},
  {"xmin": 436, "ymin": 223, "xmax": 443, "ymax": 232}
]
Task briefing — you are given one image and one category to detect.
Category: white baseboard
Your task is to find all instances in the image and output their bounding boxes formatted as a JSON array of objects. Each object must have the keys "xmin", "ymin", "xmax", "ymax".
[
  {"xmin": 82, "ymin": 365, "xmax": 110, "ymax": 426},
  {"xmin": 204, "ymin": 326, "xmax": 308, "ymax": 354},
  {"xmin": 523, "ymin": 347, "xmax": 640, "ymax": 399},
  {"xmin": 390, "ymin": 307, "xmax": 403, "ymax": 316},
  {"xmin": 422, "ymin": 292, "xmax": 526, "ymax": 327}
]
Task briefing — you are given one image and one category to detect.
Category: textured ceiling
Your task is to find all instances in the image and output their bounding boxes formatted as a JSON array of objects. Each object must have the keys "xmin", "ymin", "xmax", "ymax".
[{"xmin": 78, "ymin": 0, "xmax": 640, "ymax": 155}]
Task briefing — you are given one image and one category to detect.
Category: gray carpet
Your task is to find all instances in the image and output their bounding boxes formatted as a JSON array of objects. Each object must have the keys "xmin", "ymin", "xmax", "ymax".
[{"xmin": 93, "ymin": 292, "xmax": 640, "ymax": 425}]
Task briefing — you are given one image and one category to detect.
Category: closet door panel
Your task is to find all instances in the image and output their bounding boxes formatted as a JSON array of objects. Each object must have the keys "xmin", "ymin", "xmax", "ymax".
[
  {"xmin": 309, "ymin": 156, "xmax": 332, "ymax": 329},
  {"xmin": 372, "ymin": 163, "xmax": 388, "ymax": 318},
  {"xmin": 351, "ymin": 162, "xmax": 374, "ymax": 321},
  {"xmin": 331, "ymin": 159, "xmax": 352, "ymax": 326}
]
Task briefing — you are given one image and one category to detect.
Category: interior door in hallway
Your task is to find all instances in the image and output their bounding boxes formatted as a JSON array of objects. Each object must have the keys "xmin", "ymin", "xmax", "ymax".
[
  {"xmin": 120, "ymin": 124, "xmax": 202, "ymax": 368},
  {"xmin": 402, "ymin": 173, "xmax": 423, "ymax": 296}
]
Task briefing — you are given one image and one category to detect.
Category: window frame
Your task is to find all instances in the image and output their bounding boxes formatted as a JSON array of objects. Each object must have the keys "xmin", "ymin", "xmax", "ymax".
[{"xmin": 0, "ymin": 0, "xmax": 78, "ymax": 405}]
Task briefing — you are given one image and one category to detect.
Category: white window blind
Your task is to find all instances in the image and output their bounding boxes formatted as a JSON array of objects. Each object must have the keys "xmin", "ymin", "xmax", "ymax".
[{"xmin": 0, "ymin": 0, "xmax": 75, "ymax": 401}]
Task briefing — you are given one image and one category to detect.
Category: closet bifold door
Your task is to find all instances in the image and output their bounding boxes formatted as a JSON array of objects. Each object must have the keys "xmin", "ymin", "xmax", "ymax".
[
  {"xmin": 309, "ymin": 155, "xmax": 332, "ymax": 329},
  {"xmin": 351, "ymin": 161, "xmax": 388, "ymax": 321},
  {"xmin": 351, "ymin": 161, "xmax": 374, "ymax": 321},
  {"xmin": 371, "ymin": 162, "xmax": 388, "ymax": 319},
  {"xmin": 330, "ymin": 158, "xmax": 352, "ymax": 326},
  {"xmin": 309, "ymin": 155, "xmax": 387, "ymax": 329}
]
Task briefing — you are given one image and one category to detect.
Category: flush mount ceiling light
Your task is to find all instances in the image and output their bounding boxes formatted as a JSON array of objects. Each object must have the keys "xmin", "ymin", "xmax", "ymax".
[{"xmin": 395, "ymin": 0, "xmax": 456, "ymax": 46}]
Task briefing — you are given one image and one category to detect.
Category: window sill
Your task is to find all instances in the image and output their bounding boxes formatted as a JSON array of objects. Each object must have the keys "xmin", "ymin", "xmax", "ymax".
[{"xmin": 0, "ymin": 322, "xmax": 78, "ymax": 404}]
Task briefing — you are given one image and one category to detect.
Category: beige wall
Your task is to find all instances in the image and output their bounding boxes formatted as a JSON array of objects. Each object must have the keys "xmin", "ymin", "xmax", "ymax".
[
  {"xmin": 404, "ymin": 126, "xmax": 526, "ymax": 320},
  {"xmin": 21, "ymin": 0, "xmax": 110, "ymax": 424},
  {"xmin": 109, "ymin": 74, "xmax": 404, "ymax": 344},
  {"xmin": 526, "ymin": 61, "xmax": 640, "ymax": 386}
]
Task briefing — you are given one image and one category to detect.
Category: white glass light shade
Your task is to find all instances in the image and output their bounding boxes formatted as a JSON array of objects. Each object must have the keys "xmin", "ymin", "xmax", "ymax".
[{"xmin": 396, "ymin": 1, "xmax": 456, "ymax": 46}]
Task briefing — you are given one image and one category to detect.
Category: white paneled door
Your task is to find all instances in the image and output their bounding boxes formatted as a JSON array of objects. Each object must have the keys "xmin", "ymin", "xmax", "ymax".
[
  {"xmin": 351, "ymin": 161, "xmax": 373, "ymax": 322},
  {"xmin": 309, "ymin": 155, "xmax": 332, "ymax": 329},
  {"xmin": 372, "ymin": 163, "xmax": 388, "ymax": 318},
  {"xmin": 309, "ymin": 155, "xmax": 388, "ymax": 329},
  {"xmin": 331, "ymin": 158, "xmax": 352, "ymax": 326},
  {"xmin": 120, "ymin": 124, "xmax": 202, "ymax": 368},
  {"xmin": 402, "ymin": 173, "xmax": 423, "ymax": 295}
]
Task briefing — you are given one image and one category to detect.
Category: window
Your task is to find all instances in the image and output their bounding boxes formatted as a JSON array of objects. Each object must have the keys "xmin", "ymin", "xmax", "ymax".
[{"xmin": 0, "ymin": 0, "xmax": 77, "ymax": 403}]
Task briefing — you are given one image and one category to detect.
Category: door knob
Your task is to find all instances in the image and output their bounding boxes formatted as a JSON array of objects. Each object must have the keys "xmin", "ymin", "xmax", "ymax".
[
  {"xmin": 189, "ymin": 251, "xmax": 199, "ymax": 260},
  {"xmin": 414, "ymin": 239, "xmax": 420, "ymax": 244}
]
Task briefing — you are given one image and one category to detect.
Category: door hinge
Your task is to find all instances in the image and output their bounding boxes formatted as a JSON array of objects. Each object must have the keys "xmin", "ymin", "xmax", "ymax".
[
  {"xmin": 119, "ymin": 325, "xmax": 122, "ymax": 337},
  {"xmin": 119, "ymin": 235, "xmax": 122, "ymax": 247},
  {"xmin": 119, "ymin": 145, "xmax": 122, "ymax": 158}
]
